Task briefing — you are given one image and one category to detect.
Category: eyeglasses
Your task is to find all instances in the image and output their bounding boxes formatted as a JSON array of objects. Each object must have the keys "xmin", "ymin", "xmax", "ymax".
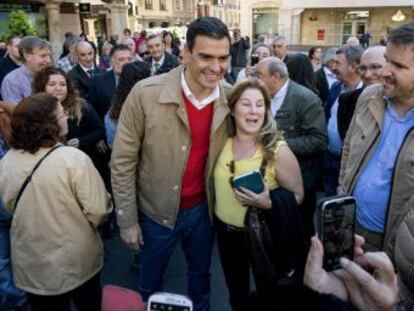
[
  {"xmin": 357, "ymin": 64, "xmax": 383, "ymax": 74},
  {"xmin": 57, "ymin": 111, "xmax": 68, "ymax": 119}
]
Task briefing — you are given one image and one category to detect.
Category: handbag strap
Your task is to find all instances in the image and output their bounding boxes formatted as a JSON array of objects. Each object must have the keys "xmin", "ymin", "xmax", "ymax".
[{"xmin": 13, "ymin": 144, "xmax": 62, "ymax": 211}]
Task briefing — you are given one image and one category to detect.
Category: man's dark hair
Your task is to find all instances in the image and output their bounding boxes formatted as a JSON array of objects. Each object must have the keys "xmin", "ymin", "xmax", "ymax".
[
  {"xmin": 336, "ymin": 45, "xmax": 363, "ymax": 67},
  {"xmin": 109, "ymin": 44, "xmax": 131, "ymax": 58},
  {"xmin": 123, "ymin": 28, "xmax": 131, "ymax": 36},
  {"xmin": 387, "ymin": 21, "xmax": 414, "ymax": 46},
  {"xmin": 186, "ymin": 17, "xmax": 230, "ymax": 52}
]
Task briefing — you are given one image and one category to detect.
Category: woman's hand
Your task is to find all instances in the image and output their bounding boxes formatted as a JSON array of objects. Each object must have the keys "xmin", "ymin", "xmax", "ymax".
[
  {"xmin": 234, "ymin": 184, "xmax": 272, "ymax": 209},
  {"xmin": 67, "ymin": 138, "xmax": 80, "ymax": 148}
]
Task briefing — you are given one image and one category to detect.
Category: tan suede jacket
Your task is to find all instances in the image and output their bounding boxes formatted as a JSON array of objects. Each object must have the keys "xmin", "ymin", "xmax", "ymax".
[
  {"xmin": 111, "ymin": 66, "xmax": 231, "ymax": 229},
  {"xmin": 0, "ymin": 146, "xmax": 112, "ymax": 295},
  {"xmin": 338, "ymin": 84, "xmax": 414, "ymax": 308}
]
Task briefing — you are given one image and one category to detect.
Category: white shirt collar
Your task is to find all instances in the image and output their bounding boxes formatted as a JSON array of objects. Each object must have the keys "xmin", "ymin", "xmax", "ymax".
[
  {"xmin": 181, "ymin": 70, "xmax": 220, "ymax": 110},
  {"xmin": 271, "ymin": 79, "xmax": 289, "ymax": 116},
  {"xmin": 79, "ymin": 63, "xmax": 94, "ymax": 75},
  {"xmin": 152, "ymin": 53, "xmax": 165, "ymax": 67}
]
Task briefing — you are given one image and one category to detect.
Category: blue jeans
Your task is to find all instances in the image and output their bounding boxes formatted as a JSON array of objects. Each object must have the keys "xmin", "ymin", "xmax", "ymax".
[
  {"xmin": 138, "ymin": 202, "xmax": 214, "ymax": 311},
  {"xmin": 0, "ymin": 202, "xmax": 26, "ymax": 309}
]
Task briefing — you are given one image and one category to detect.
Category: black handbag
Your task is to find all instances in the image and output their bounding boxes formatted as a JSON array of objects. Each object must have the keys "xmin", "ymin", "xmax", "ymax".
[
  {"xmin": 244, "ymin": 206, "xmax": 277, "ymax": 280},
  {"xmin": 243, "ymin": 157, "xmax": 277, "ymax": 280}
]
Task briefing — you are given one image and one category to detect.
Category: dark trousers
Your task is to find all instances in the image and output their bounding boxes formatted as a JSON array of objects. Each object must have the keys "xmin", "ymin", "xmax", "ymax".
[
  {"xmin": 27, "ymin": 273, "xmax": 101, "ymax": 311},
  {"xmin": 215, "ymin": 218, "xmax": 274, "ymax": 311},
  {"xmin": 323, "ymin": 151, "xmax": 341, "ymax": 197}
]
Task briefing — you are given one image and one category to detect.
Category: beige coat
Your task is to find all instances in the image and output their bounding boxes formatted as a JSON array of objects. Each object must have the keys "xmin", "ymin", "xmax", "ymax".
[
  {"xmin": 0, "ymin": 145, "xmax": 112, "ymax": 295},
  {"xmin": 111, "ymin": 66, "xmax": 231, "ymax": 229},
  {"xmin": 339, "ymin": 84, "xmax": 414, "ymax": 308}
]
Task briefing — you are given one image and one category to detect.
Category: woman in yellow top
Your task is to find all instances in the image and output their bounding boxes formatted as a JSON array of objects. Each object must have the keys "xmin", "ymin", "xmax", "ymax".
[{"xmin": 214, "ymin": 78, "xmax": 304, "ymax": 311}]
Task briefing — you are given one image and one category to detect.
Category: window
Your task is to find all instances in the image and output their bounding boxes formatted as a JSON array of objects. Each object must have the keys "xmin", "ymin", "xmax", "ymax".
[
  {"xmin": 159, "ymin": 0, "xmax": 167, "ymax": 11},
  {"xmin": 145, "ymin": 0, "xmax": 152, "ymax": 10},
  {"xmin": 175, "ymin": 0, "xmax": 182, "ymax": 11}
]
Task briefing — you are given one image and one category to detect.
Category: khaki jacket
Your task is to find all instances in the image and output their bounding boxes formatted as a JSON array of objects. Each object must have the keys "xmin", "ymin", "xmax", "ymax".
[
  {"xmin": 0, "ymin": 146, "xmax": 112, "ymax": 295},
  {"xmin": 338, "ymin": 84, "xmax": 414, "ymax": 307},
  {"xmin": 111, "ymin": 66, "xmax": 231, "ymax": 229}
]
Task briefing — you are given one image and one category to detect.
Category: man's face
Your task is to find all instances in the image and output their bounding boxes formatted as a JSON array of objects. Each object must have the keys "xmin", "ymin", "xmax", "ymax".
[
  {"xmin": 358, "ymin": 49, "xmax": 386, "ymax": 85},
  {"xmin": 272, "ymin": 40, "xmax": 286, "ymax": 59},
  {"xmin": 121, "ymin": 37, "xmax": 136, "ymax": 56},
  {"xmin": 332, "ymin": 53, "xmax": 354, "ymax": 83},
  {"xmin": 255, "ymin": 62, "xmax": 277, "ymax": 96},
  {"xmin": 382, "ymin": 43, "xmax": 414, "ymax": 102},
  {"xmin": 7, "ymin": 38, "xmax": 21, "ymax": 61},
  {"xmin": 24, "ymin": 47, "xmax": 51, "ymax": 73},
  {"xmin": 147, "ymin": 36, "xmax": 164, "ymax": 61},
  {"xmin": 77, "ymin": 42, "xmax": 94, "ymax": 68},
  {"xmin": 233, "ymin": 30, "xmax": 241, "ymax": 41},
  {"xmin": 183, "ymin": 35, "xmax": 230, "ymax": 91},
  {"xmin": 111, "ymin": 49, "xmax": 132, "ymax": 74}
]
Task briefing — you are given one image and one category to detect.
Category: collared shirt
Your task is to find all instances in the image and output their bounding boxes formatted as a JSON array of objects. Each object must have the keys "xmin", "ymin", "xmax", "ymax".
[
  {"xmin": 327, "ymin": 81, "xmax": 363, "ymax": 155},
  {"xmin": 57, "ymin": 55, "xmax": 77, "ymax": 73},
  {"xmin": 271, "ymin": 79, "xmax": 289, "ymax": 117},
  {"xmin": 152, "ymin": 54, "xmax": 165, "ymax": 74},
  {"xmin": 79, "ymin": 63, "xmax": 95, "ymax": 77},
  {"xmin": 0, "ymin": 64, "xmax": 34, "ymax": 105},
  {"xmin": 323, "ymin": 66, "xmax": 337, "ymax": 89},
  {"xmin": 353, "ymin": 99, "xmax": 414, "ymax": 233},
  {"xmin": 181, "ymin": 70, "xmax": 220, "ymax": 110}
]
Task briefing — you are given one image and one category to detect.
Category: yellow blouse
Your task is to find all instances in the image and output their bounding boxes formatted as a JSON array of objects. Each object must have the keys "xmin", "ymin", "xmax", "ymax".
[{"xmin": 214, "ymin": 137, "xmax": 286, "ymax": 228}]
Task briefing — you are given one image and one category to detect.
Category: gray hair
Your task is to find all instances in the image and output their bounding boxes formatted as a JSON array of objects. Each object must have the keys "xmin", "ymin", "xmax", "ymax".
[
  {"xmin": 322, "ymin": 47, "xmax": 338, "ymax": 65},
  {"xmin": 18, "ymin": 36, "xmax": 50, "ymax": 62},
  {"xmin": 262, "ymin": 57, "xmax": 289, "ymax": 79},
  {"xmin": 336, "ymin": 45, "xmax": 363, "ymax": 67},
  {"xmin": 251, "ymin": 44, "xmax": 271, "ymax": 55},
  {"xmin": 272, "ymin": 35, "xmax": 286, "ymax": 45},
  {"xmin": 64, "ymin": 35, "xmax": 81, "ymax": 50}
]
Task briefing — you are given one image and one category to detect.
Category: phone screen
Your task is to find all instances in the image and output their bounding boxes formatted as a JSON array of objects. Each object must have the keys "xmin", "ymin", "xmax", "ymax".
[
  {"xmin": 321, "ymin": 198, "xmax": 355, "ymax": 271},
  {"xmin": 149, "ymin": 302, "xmax": 191, "ymax": 311}
]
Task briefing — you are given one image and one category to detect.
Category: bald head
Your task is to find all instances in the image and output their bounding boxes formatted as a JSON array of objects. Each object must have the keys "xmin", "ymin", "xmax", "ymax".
[
  {"xmin": 346, "ymin": 36, "xmax": 360, "ymax": 46},
  {"xmin": 359, "ymin": 45, "xmax": 386, "ymax": 85},
  {"xmin": 121, "ymin": 37, "xmax": 136, "ymax": 56},
  {"xmin": 76, "ymin": 41, "xmax": 94, "ymax": 68},
  {"xmin": 255, "ymin": 57, "xmax": 288, "ymax": 96}
]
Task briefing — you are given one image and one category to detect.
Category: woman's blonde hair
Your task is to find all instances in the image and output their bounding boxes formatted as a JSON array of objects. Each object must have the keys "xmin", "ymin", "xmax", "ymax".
[{"xmin": 227, "ymin": 78, "xmax": 283, "ymax": 164}]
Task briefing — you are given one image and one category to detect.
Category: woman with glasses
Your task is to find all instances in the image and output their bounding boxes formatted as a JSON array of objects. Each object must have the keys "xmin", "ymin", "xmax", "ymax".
[
  {"xmin": 213, "ymin": 78, "xmax": 304, "ymax": 311},
  {"xmin": 0, "ymin": 93, "xmax": 112, "ymax": 311}
]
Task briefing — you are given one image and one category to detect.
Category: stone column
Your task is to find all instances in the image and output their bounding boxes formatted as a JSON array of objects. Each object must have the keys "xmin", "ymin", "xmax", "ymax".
[
  {"xmin": 107, "ymin": 2, "xmax": 129, "ymax": 37},
  {"xmin": 45, "ymin": 0, "xmax": 62, "ymax": 62}
]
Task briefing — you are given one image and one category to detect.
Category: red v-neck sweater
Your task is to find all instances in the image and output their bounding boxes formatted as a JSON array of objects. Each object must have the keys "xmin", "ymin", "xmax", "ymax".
[{"xmin": 180, "ymin": 93, "xmax": 213, "ymax": 209}]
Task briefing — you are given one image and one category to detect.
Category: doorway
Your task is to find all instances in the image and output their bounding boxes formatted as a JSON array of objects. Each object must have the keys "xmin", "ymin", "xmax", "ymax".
[{"xmin": 341, "ymin": 11, "xmax": 369, "ymax": 44}]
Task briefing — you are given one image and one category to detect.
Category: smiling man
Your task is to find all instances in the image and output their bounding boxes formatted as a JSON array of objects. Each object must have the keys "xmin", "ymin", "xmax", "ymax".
[
  {"xmin": 111, "ymin": 17, "xmax": 231, "ymax": 310},
  {"xmin": 338, "ymin": 21, "xmax": 414, "ymax": 309},
  {"xmin": 146, "ymin": 33, "xmax": 179, "ymax": 75}
]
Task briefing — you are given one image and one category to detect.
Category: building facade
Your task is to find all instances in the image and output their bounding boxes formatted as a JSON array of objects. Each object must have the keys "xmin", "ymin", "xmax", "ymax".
[{"xmin": 244, "ymin": 0, "xmax": 414, "ymax": 47}]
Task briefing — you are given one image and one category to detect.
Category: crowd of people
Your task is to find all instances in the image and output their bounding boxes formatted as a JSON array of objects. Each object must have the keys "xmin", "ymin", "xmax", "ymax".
[{"xmin": 0, "ymin": 16, "xmax": 413, "ymax": 311}]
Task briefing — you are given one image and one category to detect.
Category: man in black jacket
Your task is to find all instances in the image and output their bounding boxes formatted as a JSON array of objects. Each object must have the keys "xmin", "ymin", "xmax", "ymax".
[
  {"xmin": 0, "ymin": 36, "xmax": 21, "ymax": 100},
  {"xmin": 146, "ymin": 34, "xmax": 179, "ymax": 76},
  {"xmin": 230, "ymin": 29, "xmax": 250, "ymax": 80},
  {"xmin": 337, "ymin": 46, "xmax": 386, "ymax": 141},
  {"xmin": 88, "ymin": 44, "xmax": 132, "ymax": 121},
  {"xmin": 68, "ymin": 41, "xmax": 102, "ymax": 100}
]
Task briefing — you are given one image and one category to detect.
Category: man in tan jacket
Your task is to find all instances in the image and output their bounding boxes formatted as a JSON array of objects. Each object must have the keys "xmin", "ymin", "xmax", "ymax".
[
  {"xmin": 338, "ymin": 21, "xmax": 414, "ymax": 309},
  {"xmin": 111, "ymin": 17, "xmax": 232, "ymax": 310}
]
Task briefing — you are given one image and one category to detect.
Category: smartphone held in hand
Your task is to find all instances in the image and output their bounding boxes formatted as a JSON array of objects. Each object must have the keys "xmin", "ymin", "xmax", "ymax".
[{"xmin": 317, "ymin": 195, "xmax": 356, "ymax": 271}]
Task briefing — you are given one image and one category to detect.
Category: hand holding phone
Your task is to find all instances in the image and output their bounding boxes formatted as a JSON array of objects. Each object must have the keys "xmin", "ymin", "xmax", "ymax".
[{"xmin": 317, "ymin": 195, "xmax": 356, "ymax": 271}]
